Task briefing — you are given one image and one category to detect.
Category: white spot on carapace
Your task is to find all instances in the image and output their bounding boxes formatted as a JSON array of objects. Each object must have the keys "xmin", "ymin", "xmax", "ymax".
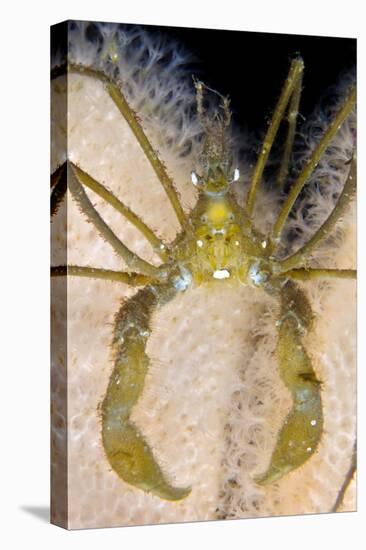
[
  {"xmin": 213, "ymin": 269, "xmax": 230, "ymax": 280},
  {"xmin": 191, "ymin": 171, "xmax": 198, "ymax": 185},
  {"xmin": 233, "ymin": 168, "xmax": 240, "ymax": 181},
  {"xmin": 196, "ymin": 239, "xmax": 203, "ymax": 248},
  {"xmin": 310, "ymin": 420, "xmax": 317, "ymax": 426},
  {"xmin": 235, "ymin": 240, "xmax": 240, "ymax": 246},
  {"xmin": 307, "ymin": 447, "xmax": 312, "ymax": 453},
  {"xmin": 261, "ymin": 240, "xmax": 267, "ymax": 249}
]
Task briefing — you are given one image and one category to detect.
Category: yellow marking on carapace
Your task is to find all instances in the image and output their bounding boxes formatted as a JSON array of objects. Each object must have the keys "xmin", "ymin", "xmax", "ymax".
[{"xmin": 206, "ymin": 200, "xmax": 231, "ymax": 225}]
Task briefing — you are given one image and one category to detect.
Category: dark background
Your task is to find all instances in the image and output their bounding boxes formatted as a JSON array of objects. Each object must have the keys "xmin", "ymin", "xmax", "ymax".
[{"xmin": 141, "ymin": 23, "xmax": 356, "ymax": 136}]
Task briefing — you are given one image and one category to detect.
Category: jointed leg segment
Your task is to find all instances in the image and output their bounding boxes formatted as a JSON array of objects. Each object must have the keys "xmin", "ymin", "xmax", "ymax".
[
  {"xmin": 68, "ymin": 63, "xmax": 187, "ymax": 227},
  {"xmin": 51, "ymin": 162, "xmax": 67, "ymax": 217},
  {"xmin": 246, "ymin": 58, "xmax": 304, "ymax": 216},
  {"xmin": 69, "ymin": 162, "xmax": 169, "ymax": 261},
  {"xmin": 51, "ymin": 160, "xmax": 170, "ymax": 282},
  {"xmin": 68, "ymin": 162, "xmax": 161, "ymax": 278},
  {"xmin": 277, "ymin": 157, "xmax": 356, "ymax": 272},
  {"xmin": 51, "ymin": 265, "xmax": 156, "ymax": 285},
  {"xmin": 271, "ymin": 86, "xmax": 356, "ymax": 244},
  {"xmin": 275, "ymin": 65, "xmax": 303, "ymax": 189},
  {"xmin": 281, "ymin": 268, "xmax": 356, "ymax": 281}
]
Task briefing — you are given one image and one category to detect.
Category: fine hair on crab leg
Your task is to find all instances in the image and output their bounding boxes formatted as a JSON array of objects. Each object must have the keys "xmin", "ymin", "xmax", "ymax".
[
  {"xmin": 275, "ymin": 64, "xmax": 303, "ymax": 189},
  {"xmin": 255, "ymin": 279, "xmax": 323, "ymax": 485},
  {"xmin": 101, "ymin": 282, "xmax": 191, "ymax": 501},
  {"xmin": 68, "ymin": 62, "xmax": 187, "ymax": 227},
  {"xmin": 51, "ymin": 162, "xmax": 67, "ymax": 217},
  {"xmin": 276, "ymin": 157, "xmax": 356, "ymax": 273},
  {"xmin": 246, "ymin": 57, "xmax": 304, "ymax": 216},
  {"xmin": 68, "ymin": 162, "xmax": 161, "ymax": 278},
  {"xmin": 271, "ymin": 86, "xmax": 356, "ymax": 245},
  {"xmin": 51, "ymin": 265, "xmax": 155, "ymax": 285},
  {"xmin": 281, "ymin": 268, "xmax": 356, "ymax": 281},
  {"xmin": 69, "ymin": 161, "xmax": 168, "ymax": 261}
]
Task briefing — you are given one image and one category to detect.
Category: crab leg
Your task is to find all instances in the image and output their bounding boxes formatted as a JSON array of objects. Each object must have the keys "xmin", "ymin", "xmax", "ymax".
[
  {"xmin": 68, "ymin": 163, "xmax": 160, "ymax": 278},
  {"xmin": 281, "ymin": 268, "xmax": 356, "ymax": 281},
  {"xmin": 275, "ymin": 65, "xmax": 303, "ymax": 189},
  {"xmin": 271, "ymin": 86, "xmax": 356, "ymax": 244},
  {"xmin": 246, "ymin": 58, "xmax": 304, "ymax": 215},
  {"xmin": 51, "ymin": 266, "xmax": 156, "ymax": 285},
  {"xmin": 51, "ymin": 162, "xmax": 67, "ymax": 217},
  {"xmin": 276, "ymin": 157, "xmax": 356, "ymax": 272},
  {"xmin": 256, "ymin": 279, "xmax": 323, "ymax": 484},
  {"xmin": 69, "ymin": 162, "xmax": 168, "ymax": 261},
  {"xmin": 68, "ymin": 63, "xmax": 187, "ymax": 227},
  {"xmin": 101, "ymin": 282, "xmax": 191, "ymax": 500}
]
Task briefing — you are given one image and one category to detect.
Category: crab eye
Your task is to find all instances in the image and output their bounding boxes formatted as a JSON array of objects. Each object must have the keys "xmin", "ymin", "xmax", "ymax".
[
  {"xmin": 191, "ymin": 171, "xmax": 199, "ymax": 186},
  {"xmin": 233, "ymin": 168, "xmax": 240, "ymax": 182}
]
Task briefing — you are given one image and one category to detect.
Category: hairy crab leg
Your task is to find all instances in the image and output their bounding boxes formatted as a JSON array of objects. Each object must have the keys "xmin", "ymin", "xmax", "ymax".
[
  {"xmin": 282, "ymin": 268, "xmax": 356, "ymax": 280},
  {"xmin": 255, "ymin": 279, "xmax": 323, "ymax": 485},
  {"xmin": 276, "ymin": 157, "xmax": 356, "ymax": 272},
  {"xmin": 68, "ymin": 163, "xmax": 161, "ymax": 278},
  {"xmin": 51, "ymin": 162, "xmax": 67, "ymax": 217},
  {"xmin": 101, "ymin": 282, "xmax": 191, "ymax": 500},
  {"xmin": 275, "ymin": 64, "xmax": 303, "ymax": 189},
  {"xmin": 271, "ymin": 86, "xmax": 356, "ymax": 245},
  {"xmin": 68, "ymin": 63, "xmax": 187, "ymax": 227},
  {"xmin": 69, "ymin": 161, "xmax": 169, "ymax": 261},
  {"xmin": 51, "ymin": 265, "xmax": 156, "ymax": 285},
  {"xmin": 246, "ymin": 57, "xmax": 304, "ymax": 216}
]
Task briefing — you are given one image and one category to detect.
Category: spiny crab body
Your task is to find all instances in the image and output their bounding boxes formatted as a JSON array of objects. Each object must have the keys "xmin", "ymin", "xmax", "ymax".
[{"xmin": 172, "ymin": 192, "xmax": 267, "ymax": 287}]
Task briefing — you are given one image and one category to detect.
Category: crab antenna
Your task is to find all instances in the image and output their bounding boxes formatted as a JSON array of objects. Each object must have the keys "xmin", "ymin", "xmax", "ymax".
[
  {"xmin": 194, "ymin": 79, "xmax": 233, "ymax": 178},
  {"xmin": 194, "ymin": 78, "xmax": 208, "ymax": 131}
]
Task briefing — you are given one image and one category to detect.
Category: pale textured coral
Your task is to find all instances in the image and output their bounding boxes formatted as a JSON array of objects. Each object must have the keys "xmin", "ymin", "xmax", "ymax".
[{"xmin": 51, "ymin": 22, "xmax": 356, "ymax": 528}]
